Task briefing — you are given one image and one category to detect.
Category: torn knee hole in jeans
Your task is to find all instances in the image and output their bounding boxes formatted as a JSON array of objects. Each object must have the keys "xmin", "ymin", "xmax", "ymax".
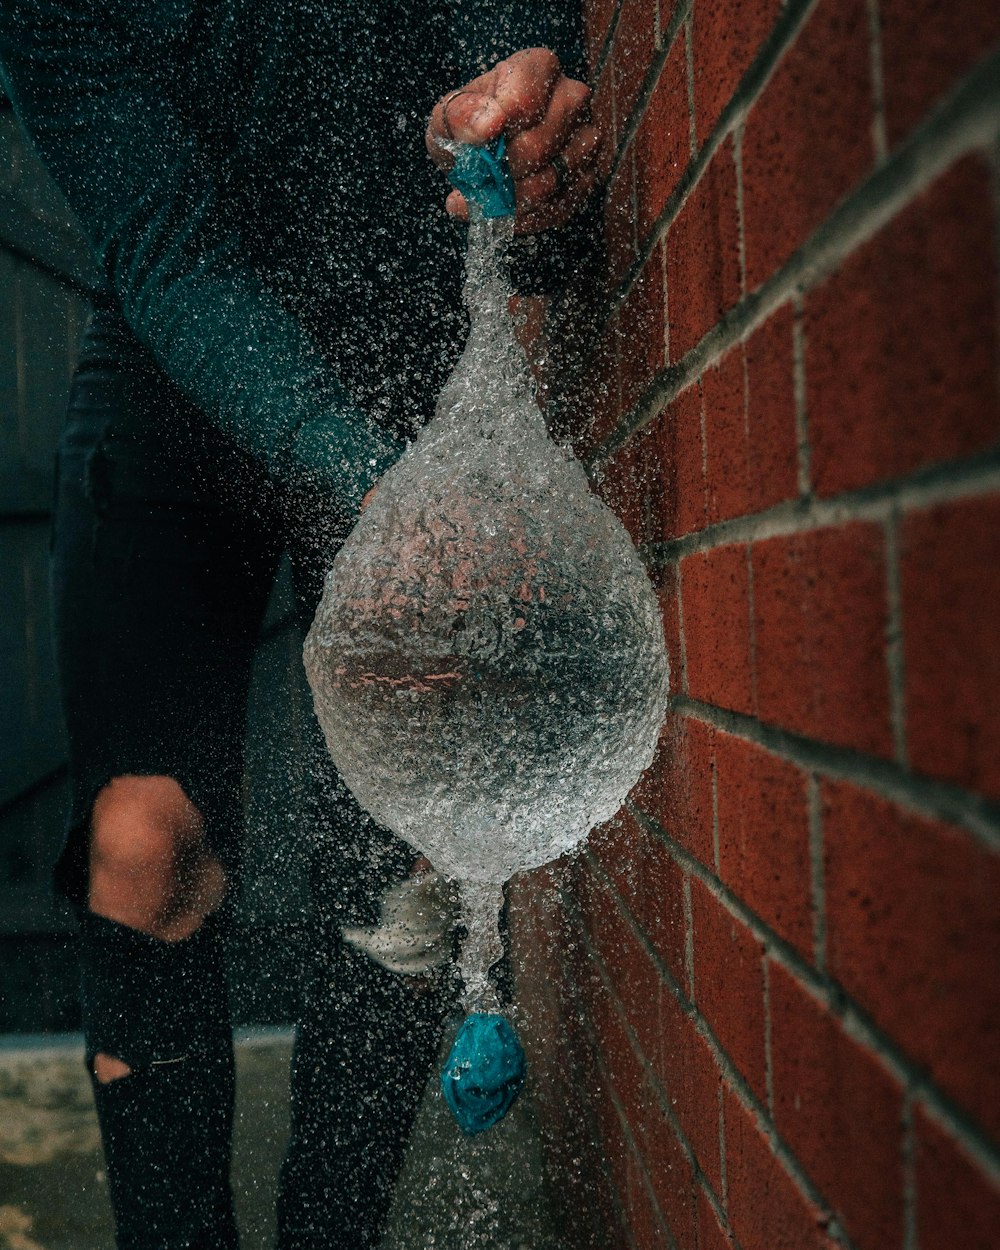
[
  {"xmin": 93, "ymin": 1051, "xmax": 193, "ymax": 1084},
  {"xmin": 93, "ymin": 1052, "xmax": 133, "ymax": 1084},
  {"xmin": 88, "ymin": 774, "xmax": 228, "ymax": 941}
]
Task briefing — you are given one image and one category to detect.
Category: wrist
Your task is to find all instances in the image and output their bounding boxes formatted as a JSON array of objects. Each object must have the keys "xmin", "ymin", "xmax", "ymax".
[
  {"xmin": 289, "ymin": 407, "xmax": 405, "ymax": 513},
  {"xmin": 282, "ymin": 406, "xmax": 406, "ymax": 556}
]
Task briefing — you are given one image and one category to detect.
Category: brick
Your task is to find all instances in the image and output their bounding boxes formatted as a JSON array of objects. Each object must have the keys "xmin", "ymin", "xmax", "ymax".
[
  {"xmin": 702, "ymin": 311, "xmax": 799, "ymax": 524},
  {"xmin": 588, "ymin": 809, "xmax": 688, "ymax": 989},
  {"xmin": 628, "ymin": 1152, "xmax": 674, "ymax": 1249},
  {"xmin": 612, "ymin": 0, "xmax": 657, "ymax": 144},
  {"xmin": 652, "ymin": 562, "xmax": 683, "ymax": 696},
  {"xmin": 660, "ymin": 986, "xmax": 724, "ymax": 1193},
  {"xmin": 697, "ymin": 1190, "xmax": 732, "ymax": 1250},
  {"xmin": 575, "ymin": 860, "xmax": 670, "ymax": 1071},
  {"xmin": 752, "ymin": 522, "xmax": 893, "ymax": 756},
  {"xmin": 805, "ymin": 157, "xmax": 1000, "ymax": 497},
  {"xmin": 714, "ymin": 732, "xmax": 812, "ymax": 956},
  {"xmin": 744, "ymin": 303, "xmax": 799, "ymax": 510},
  {"xmin": 543, "ymin": 1102, "xmax": 621, "ymax": 1244},
  {"xmin": 597, "ymin": 437, "xmax": 647, "ymax": 546},
  {"xmin": 666, "ymin": 138, "xmax": 742, "ymax": 357},
  {"xmin": 585, "ymin": 970, "xmax": 662, "ymax": 1149},
  {"xmin": 509, "ymin": 876, "xmax": 567, "ymax": 1045},
  {"xmin": 564, "ymin": 316, "xmax": 619, "ymax": 460},
  {"xmin": 690, "ymin": 878, "xmax": 767, "ymax": 1099},
  {"xmin": 576, "ymin": 896, "xmax": 701, "ymax": 1249},
  {"xmin": 590, "ymin": 935, "xmax": 721, "ymax": 1189},
  {"xmin": 592, "ymin": 1066, "xmax": 637, "ymax": 1210},
  {"xmin": 512, "ymin": 876, "xmax": 589, "ymax": 1075},
  {"xmin": 584, "ymin": 0, "xmax": 618, "ymax": 73},
  {"xmin": 636, "ymin": 38, "xmax": 691, "ymax": 241},
  {"xmin": 648, "ymin": 382, "xmax": 707, "ymax": 539},
  {"xmin": 702, "ymin": 343, "xmax": 751, "ymax": 524},
  {"xmin": 649, "ymin": 1138, "xmax": 698, "ymax": 1247},
  {"xmin": 631, "ymin": 711, "xmax": 717, "ymax": 868},
  {"xmin": 618, "ymin": 246, "xmax": 667, "ymax": 414},
  {"xmin": 742, "ymin": 0, "xmax": 874, "ymax": 290},
  {"xmin": 656, "ymin": 0, "xmax": 679, "ymax": 44},
  {"xmin": 823, "ymin": 781, "xmax": 1000, "ymax": 1135},
  {"xmin": 901, "ymin": 494, "xmax": 1000, "ymax": 800},
  {"xmin": 644, "ymin": 1104, "xmax": 698, "ymax": 1250},
  {"xmin": 724, "ymin": 1088, "xmax": 837, "ymax": 1250},
  {"xmin": 692, "ymin": 0, "xmax": 783, "ymax": 147},
  {"xmin": 770, "ymin": 961, "xmax": 905, "ymax": 1250},
  {"xmin": 681, "ymin": 543, "xmax": 754, "ymax": 715},
  {"xmin": 880, "ymin": 0, "xmax": 1000, "ymax": 146},
  {"xmin": 914, "ymin": 1104, "xmax": 1000, "ymax": 1250},
  {"xmin": 605, "ymin": 145, "xmax": 638, "ymax": 289},
  {"xmin": 511, "ymin": 901, "xmax": 624, "ymax": 1243},
  {"xmin": 592, "ymin": 59, "xmax": 615, "ymax": 168}
]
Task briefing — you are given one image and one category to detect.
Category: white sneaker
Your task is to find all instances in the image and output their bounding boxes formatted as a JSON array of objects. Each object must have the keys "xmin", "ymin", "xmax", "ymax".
[{"xmin": 342, "ymin": 869, "xmax": 459, "ymax": 976}]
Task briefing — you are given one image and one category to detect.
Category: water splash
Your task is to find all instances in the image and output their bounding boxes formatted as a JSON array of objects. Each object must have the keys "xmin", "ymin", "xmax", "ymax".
[
  {"xmin": 457, "ymin": 879, "xmax": 505, "ymax": 1010},
  {"xmin": 305, "ymin": 214, "xmax": 669, "ymax": 1002}
]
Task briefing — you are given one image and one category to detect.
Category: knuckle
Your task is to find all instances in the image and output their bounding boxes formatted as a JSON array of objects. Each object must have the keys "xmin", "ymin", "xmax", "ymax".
[
  {"xmin": 535, "ymin": 46, "xmax": 560, "ymax": 75},
  {"xmin": 521, "ymin": 131, "xmax": 547, "ymax": 167},
  {"xmin": 578, "ymin": 125, "xmax": 602, "ymax": 161},
  {"xmin": 517, "ymin": 45, "xmax": 557, "ymax": 69},
  {"xmin": 566, "ymin": 79, "xmax": 591, "ymax": 111}
]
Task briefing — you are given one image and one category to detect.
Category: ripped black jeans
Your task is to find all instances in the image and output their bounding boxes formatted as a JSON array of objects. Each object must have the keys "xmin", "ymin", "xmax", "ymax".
[{"xmin": 50, "ymin": 313, "xmax": 449, "ymax": 1249}]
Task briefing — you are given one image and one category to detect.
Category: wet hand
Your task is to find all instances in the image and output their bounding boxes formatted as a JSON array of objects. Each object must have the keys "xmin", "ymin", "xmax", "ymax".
[
  {"xmin": 426, "ymin": 47, "xmax": 606, "ymax": 235},
  {"xmin": 341, "ymin": 864, "xmax": 459, "ymax": 978}
]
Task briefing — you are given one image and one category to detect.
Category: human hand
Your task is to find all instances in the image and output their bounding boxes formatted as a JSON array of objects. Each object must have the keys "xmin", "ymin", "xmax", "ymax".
[
  {"xmin": 426, "ymin": 47, "xmax": 606, "ymax": 235},
  {"xmin": 341, "ymin": 866, "xmax": 459, "ymax": 977}
]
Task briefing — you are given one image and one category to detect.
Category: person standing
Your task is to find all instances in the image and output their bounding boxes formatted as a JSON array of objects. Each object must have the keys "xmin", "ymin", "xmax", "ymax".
[{"xmin": 0, "ymin": 2, "xmax": 603, "ymax": 1245}]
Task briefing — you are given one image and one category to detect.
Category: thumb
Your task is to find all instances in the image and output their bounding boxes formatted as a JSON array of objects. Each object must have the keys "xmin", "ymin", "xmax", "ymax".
[{"xmin": 429, "ymin": 90, "xmax": 506, "ymax": 161}]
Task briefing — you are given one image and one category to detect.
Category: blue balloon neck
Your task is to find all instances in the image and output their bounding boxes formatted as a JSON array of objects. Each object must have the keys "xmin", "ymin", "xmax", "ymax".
[{"xmin": 448, "ymin": 137, "xmax": 516, "ymax": 220}]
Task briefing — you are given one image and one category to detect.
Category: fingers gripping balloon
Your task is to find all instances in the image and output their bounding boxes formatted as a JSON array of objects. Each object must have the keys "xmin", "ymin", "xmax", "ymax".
[{"xmin": 304, "ymin": 140, "xmax": 669, "ymax": 1133}]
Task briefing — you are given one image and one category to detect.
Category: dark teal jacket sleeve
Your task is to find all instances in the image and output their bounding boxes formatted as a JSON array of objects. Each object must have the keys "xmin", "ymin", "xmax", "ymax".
[{"xmin": 0, "ymin": 0, "xmax": 404, "ymax": 523}]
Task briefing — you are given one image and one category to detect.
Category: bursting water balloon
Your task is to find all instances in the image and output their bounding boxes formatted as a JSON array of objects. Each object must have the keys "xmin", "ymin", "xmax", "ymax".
[{"xmin": 305, "ymin": 210, "xmax": 669, "ymax": 1017}]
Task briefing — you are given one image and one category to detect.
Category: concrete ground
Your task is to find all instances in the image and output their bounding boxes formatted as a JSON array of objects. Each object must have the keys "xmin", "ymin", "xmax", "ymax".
[{"xmin": 0, "ymin": 1024, "xmax": 562, "ymax": 1250}]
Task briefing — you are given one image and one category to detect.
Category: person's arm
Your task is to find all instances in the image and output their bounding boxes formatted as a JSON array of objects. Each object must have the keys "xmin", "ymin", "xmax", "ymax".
[{"xmin": 0, "ymin": 0, "xmax": 403, "ymax": 535}]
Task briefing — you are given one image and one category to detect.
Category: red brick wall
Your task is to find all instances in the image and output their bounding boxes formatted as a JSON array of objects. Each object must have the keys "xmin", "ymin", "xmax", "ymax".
[{"xmin": 510, "ymin": 3, "xmax": 1000, "ymax": 1247}]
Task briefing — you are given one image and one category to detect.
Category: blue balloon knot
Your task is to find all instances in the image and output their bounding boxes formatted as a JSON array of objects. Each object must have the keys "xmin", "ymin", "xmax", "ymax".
[{"xmin": 440, "ymin": 1012, "xmax": 526, "ymax": 1135}]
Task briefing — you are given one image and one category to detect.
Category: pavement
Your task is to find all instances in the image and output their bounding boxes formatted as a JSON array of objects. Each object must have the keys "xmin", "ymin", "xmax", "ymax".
[{"xmin": 0, "ymin": 1025, "xmax": 563, "ymax": 1250}]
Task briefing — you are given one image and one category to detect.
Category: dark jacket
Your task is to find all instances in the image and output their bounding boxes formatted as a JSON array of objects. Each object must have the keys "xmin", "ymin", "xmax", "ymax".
[{"xmin": 0, "ymin": 0, "xmax": 581, "ymax": 520}]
